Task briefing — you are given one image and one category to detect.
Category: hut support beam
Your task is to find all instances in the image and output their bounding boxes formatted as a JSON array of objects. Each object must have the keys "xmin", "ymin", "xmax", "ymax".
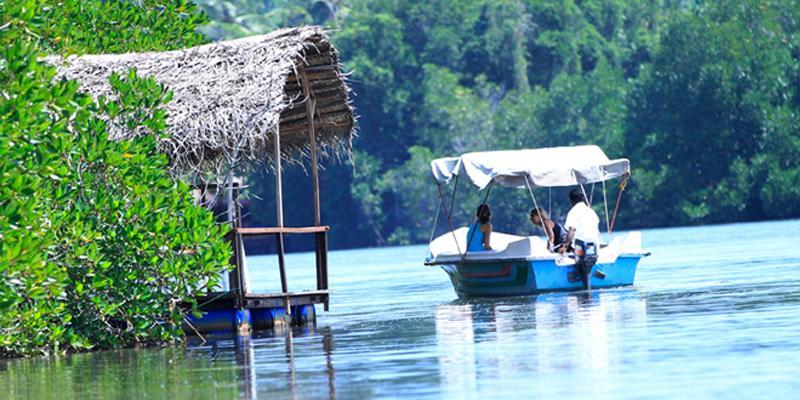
[
  {"xmin": 300, "ymin": 65, "xmax": 322, "ymax": 226},
  {"xmin": 301, "ymin": 66, "xmax": 329, "ymax": 310},
  {"xmin": 274, "ymin": 127, "xmax": 290, "ymax": 314},
  {"xmin": 226, "ymin": 173, "xmax": 247, "ymax": 311}
]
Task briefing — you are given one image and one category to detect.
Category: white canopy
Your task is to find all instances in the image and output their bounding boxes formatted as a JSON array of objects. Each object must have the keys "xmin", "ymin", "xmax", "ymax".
[{"xmin": 430, "ymin": 145, "xmax": 630, "ymax": 189}]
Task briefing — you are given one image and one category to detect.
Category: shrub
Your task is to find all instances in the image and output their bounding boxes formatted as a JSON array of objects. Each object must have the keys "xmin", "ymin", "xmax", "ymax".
[{"xmin": 0, "ymin": 1, "xmax": 231, "ymax": 357}]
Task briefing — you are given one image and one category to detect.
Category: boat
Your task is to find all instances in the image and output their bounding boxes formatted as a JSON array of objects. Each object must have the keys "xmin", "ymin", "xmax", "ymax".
[{"xmin": 424, "ymin": 145, "xmax": 649, "ymax": 298}]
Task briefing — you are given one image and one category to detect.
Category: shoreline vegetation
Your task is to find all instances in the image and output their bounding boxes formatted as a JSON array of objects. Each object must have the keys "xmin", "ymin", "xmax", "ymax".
[
  {"xmin": 1, "ymin": 0, "xmax": 230, "ymax": 358},
  {"xmin": 1, "ymin": 0, "xmax": 799, "ymax": 358}
]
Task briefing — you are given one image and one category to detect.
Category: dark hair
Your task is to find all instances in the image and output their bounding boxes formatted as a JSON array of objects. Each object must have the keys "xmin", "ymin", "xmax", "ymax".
[
  {"xmin": 476, "ymin": 204, "xmax": 491, "ymax": 224},
  {"xmin": 530, "ymin": 207, "xmax": 549, "ymax": 221},
  {"xmin": 569, "ymin": 188, "xmax": 586, "ymax": 205}
]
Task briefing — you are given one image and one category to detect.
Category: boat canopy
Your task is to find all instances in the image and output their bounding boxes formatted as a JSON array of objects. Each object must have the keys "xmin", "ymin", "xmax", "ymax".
[{"xmin": 430, "ymin": 145, "xmax": 630, "ymax": 190}]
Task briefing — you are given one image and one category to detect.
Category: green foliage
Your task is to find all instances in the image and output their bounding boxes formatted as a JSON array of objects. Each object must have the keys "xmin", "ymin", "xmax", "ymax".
[
  {"xmin": 0, "ymin": 34, "xmax": 71, "ymax": 356},
  {"xmin": 382, "ymin": 146, "xmax": 438, "ymax": 245},
  {"xmin": 625, "ymin": 0, "xmax": 800, "ymax": 226},
  {"xmin": 350, "ymin": 150, "xmax": 387, "ymax": 245},
  {"xmin": 416, "ymin": 65, "xmax": 495, "ymax": 153},
  {"xmin": 0, "ymin": 1, "xmax": 230, "ymax": 357},
  {"xmin": 50, "ymin": 72, "xmax": 230, "ymax": 349},
  {"xmin": 30, "ymin": 0, "xmax": 209, "ymax": 55}
]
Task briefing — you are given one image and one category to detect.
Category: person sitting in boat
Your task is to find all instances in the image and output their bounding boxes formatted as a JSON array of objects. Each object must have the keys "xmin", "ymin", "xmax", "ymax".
[
  {"xmin": 561, "ymin": 188, "xmax": 601, "ymax": 255},
  {"xmin": 466, "ymin": 204, "xmax": 493, "ymax": 251},
  {"xmin": 529, "ymin": 207, "xmax": 568, "ymax": 252}
]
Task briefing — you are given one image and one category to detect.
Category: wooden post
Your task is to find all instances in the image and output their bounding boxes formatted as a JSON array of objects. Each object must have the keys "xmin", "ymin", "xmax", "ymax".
[
  {"xmin": 274, "ymin": 130, "xmax": 284, "ymax": 229},
  {"xmin": 233, "ymin": 182, "xmax": 249, "ymax": 296},
  {"xmin": 321, "ymin": 231, "xmax": 329, "ymax": 311},
  {"xmin": 300, "ymin": 65, "xmax": 322, "ymax": 226},
  {"xmin": 301, "ymin": 66, "xmax": 327, "ymax": 312},
  {"xmin": 227, "ymin": 229, "xmax": 241, "ymax": 306},
  {"xmin": 315, "ymin": 232, "xmax": 322, "ymax": 291},
  {"xmin": 226, "ymin": 173, "xmax": 244, "ymax": 308},
  {"xmin": 273, "ymin": 127, "xmax": 290, "ymax": 314}
]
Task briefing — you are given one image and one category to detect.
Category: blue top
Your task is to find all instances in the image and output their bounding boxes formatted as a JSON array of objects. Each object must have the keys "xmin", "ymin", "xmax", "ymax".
[{"xmin": 466, "ymin": 223, "xmax": 486, "ymax": 252}]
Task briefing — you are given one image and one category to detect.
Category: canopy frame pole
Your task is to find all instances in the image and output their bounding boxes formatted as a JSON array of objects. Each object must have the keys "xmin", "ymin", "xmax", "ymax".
[
  {"xmin": 525, "ymin": 176, "xmax": 550, "ymax": 249},
  {"xmin": 602, "ymin": 179, "xmax": 610, "ymax": 244},
  {"xmin": 482, "ymin": 180, "xmax": 495, "ymax": 205},
  {"xmin": 428, "ymin": 186, "xmax": 443, "ymax": 243},
  {"xmin": 437, "ymin": 181, "xmax": 463, "ymax": 256},
  {"xmin": 609, "ymin": 173, "xmax": 630, "ymax": 235},
  {"xmin": 580, "ymin": 184, "xmax": 590, "ymax": 206},
  {"xmin": 448, "ymin": 174, "xmax": 460, "ymax": 220},
  {"xmin": 589, "ymin": 183, "xmax": 596, "ymax": 205},
  {"xmin": 548, "ymin": 187, "xmax": 552, "ymax": 217}
]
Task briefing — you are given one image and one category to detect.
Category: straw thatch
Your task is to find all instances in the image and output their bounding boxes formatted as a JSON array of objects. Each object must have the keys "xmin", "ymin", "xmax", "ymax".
[{"xmin": 45, "ymin": 26, "xmax": 354, "ymax": 176}]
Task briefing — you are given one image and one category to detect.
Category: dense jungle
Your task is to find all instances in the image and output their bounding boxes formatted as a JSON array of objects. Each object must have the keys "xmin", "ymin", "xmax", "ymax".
[{"xmin": 197, "ymin": 0, "xmax": 800, "ymax": 249}]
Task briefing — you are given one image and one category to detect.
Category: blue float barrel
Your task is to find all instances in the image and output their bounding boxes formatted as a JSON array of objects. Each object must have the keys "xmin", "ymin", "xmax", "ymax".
[{"xmin": 184, "ymin": 305, "xmax": 316, "ymax": 334}]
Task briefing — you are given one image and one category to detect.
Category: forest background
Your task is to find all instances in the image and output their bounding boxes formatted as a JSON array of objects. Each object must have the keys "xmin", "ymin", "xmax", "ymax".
[{"xmin": 196, "ymin": 0, "xmax": 800, "ymax": 250}]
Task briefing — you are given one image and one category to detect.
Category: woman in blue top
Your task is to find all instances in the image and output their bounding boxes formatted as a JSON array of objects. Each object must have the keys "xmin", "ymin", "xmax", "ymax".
[{"xmin": 467, "ymin": 204, "xmax": 493, "ymax": 251}]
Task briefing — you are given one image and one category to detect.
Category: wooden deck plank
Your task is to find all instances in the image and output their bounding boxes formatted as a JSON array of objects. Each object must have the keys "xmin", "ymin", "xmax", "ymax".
[
  {"xmin": 243, "ymin": 289, "xmax": 329, "ymax": 299},
  {"xmin": 199, "ymin": 289, "xmax": 328, "ymax": 300},
  {"xmin": 236, "ymin": 226, "xmax": 329, "ymax": 235}
]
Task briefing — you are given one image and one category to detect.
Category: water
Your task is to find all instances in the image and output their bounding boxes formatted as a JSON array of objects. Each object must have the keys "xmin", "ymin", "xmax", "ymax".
[{"xmin": 2, "ymin": 220, "xmax": 800, "ymax": 399}]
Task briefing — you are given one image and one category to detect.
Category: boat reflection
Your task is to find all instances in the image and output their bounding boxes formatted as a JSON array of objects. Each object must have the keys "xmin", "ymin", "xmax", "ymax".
[
  {"xmin": 435, "ymin": 290, "xmax": 648, "ymax": 396},
  {"xmin": 435, "ymin": 303, "xmax": 478, "ymax": 396}
]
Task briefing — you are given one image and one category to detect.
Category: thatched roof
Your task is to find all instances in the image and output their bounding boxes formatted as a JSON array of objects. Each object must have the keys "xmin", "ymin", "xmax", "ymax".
[{"xmin": 45, "ymin": 26, "xmax": 354, "ymax": 175}]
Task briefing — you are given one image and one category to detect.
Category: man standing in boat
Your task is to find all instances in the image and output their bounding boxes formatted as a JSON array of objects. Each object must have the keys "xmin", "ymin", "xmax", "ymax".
[{"xmin": 561, "ymin": 188, "xmax": 601, "ymax": 288}]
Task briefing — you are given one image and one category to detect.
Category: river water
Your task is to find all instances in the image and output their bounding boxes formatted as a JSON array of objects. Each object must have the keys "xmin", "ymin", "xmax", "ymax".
[{"xmin": 2, "ymin": 220, "xmax": 799, "ymax": 399}]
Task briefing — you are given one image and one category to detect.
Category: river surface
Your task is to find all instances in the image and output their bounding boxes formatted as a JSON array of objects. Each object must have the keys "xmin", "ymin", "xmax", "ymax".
[{"xmin": 2, "ymin": 220, "xmax": 800, "ymax": 399}]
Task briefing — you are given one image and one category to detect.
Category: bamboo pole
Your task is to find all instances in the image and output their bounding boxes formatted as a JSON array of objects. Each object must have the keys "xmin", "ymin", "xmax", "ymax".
[
  {"xmin": 274, "ymin": 127, "xmax": 289, "ymax": 313},
  {"xmin": 226, "ymin": 172, "xmax": 242, "ymax": 306},
  {"xmin": 301, "ymin": 65, "xmax": 327, "ymax": 314},
  {"xmin": 300, "ymin": 65, "xmax": 322, "ymax": 226},
  {"xmin": 274, "ymin": 129, "xmax": 284, "ymax": 228}
]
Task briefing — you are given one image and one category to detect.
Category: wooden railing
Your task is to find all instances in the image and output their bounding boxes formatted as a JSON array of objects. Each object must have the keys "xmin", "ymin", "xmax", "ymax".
[{"xmin": 230, "ymin": 225, "xmax": 330, "ymax": 311}]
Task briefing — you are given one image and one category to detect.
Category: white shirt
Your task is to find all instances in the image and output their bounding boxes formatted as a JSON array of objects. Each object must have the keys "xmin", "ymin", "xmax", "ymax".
[{"xmin": 565, "ymin": 202, "xmax": 601, "ymax": 245}]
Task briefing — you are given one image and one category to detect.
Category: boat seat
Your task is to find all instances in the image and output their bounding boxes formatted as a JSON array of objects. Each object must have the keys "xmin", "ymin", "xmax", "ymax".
[
  {"xmin": 428, "ymin": 227, "xmax": 551, "ymax": 263},
  {"xmin": 428, "ymin": 228, "xmax": 644, "ymax": 265}
]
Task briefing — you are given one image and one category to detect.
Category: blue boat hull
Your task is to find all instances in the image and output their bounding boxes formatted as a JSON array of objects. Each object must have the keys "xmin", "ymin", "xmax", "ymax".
[{"xmin": 441, "ymin": 256, "xmax": 641, "ymax": 298}]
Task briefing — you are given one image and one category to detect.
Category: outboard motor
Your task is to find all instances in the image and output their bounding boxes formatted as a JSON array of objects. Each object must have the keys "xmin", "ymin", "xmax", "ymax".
[{"xmin": 574, "ymin": 239, "xmax": 598, "ymax": 290}]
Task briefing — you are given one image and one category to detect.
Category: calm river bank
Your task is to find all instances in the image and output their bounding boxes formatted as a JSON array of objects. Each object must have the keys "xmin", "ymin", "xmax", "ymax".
[{"xmin": 2, "ymin": 220, "xmax": 799, "ymax": 399}]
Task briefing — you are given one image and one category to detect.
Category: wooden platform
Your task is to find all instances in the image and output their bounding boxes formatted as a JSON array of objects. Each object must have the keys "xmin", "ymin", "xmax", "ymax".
[
  {"xmin": 194, "ymin": 215, "xmax": 331, "ymax": 318},
  {"xmin": 186, "ymin": 223, "xmax": 331, "ymax": 334}
]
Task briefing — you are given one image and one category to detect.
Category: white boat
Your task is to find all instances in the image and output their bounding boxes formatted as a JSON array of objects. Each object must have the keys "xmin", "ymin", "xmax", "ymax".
[{"xmin": 424, "ymin": 145, "xmax": 649, "ymax": 298}]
